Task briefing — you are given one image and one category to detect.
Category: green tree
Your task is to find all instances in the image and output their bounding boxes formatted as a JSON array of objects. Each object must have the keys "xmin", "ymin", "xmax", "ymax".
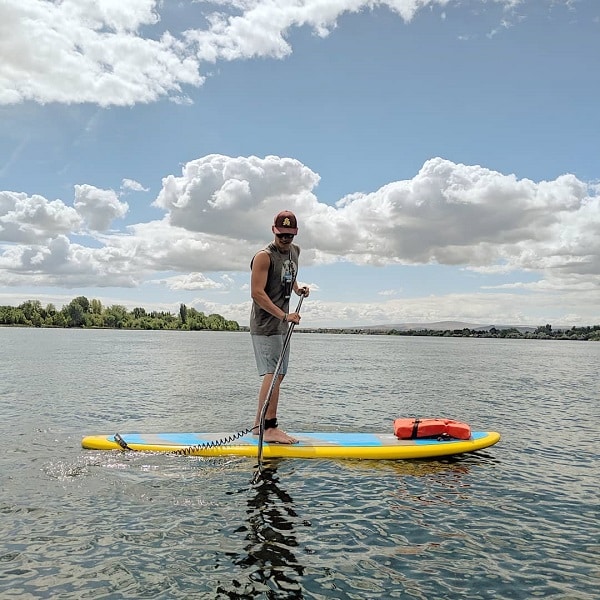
[
  {"xmin": 90, "ymin": 299, "xmax": 103, "ymax": 314},
  {"xmin": 224, "ymin": 319, "xmax": 239, "ymax": 331},
  {"xmin": 0, "ymin": 306, "xmax": 25, "ymax": 325},
  {"xmin": 132, "ymin": 307, "xmax": 146, "ymax": 319},
  {"xmin": 65, "ymin": 301, "xmax": 85, "ymax": 327},
  {"xmin": 186, "ymin": 308, "xmax": 206, "ymax": 330},
  {"xmin": 104, "ymin": 305, "xmax": 129, "ymax": 329},
  {"xmin": 179, "ymin": 303, "xmax": 188, "ymax": 324},
  {"xmin": 51, "ymin": 311, "xmax": 68, "ymax": 327},
  {"xmin": 71, "ymin": 296, "xmax": 91, "ymax": 314},
  {"xmin": 19, "ymin": 300, "xmax": 43, "ymax": 324},
  {"xmin": 0, "ymin": 295, "xmax": 239, "ymax": 331},
  {"xmin": 87, "ymin": 313, "xmax": 104, "ymax": 328},
  {"xmin": 206, "ymin": 313, "xmax": 226, "ymax": 330}
]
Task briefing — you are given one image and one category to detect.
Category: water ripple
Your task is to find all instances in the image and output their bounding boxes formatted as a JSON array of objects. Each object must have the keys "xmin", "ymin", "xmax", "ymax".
[{"xmin": 1, "ymin": 331, "xmax": 599, "ymax": 599}]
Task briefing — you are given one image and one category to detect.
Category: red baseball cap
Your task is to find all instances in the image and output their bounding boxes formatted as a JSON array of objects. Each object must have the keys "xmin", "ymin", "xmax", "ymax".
[{"xmin": 273, "ymin": 210, "xmax": 298, "ymax": 235}]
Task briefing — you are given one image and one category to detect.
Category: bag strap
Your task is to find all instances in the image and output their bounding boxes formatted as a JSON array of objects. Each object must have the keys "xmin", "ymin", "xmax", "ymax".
[{"xmin": 410, "ymin": 418, "xmax": 421, "ymax": 439}]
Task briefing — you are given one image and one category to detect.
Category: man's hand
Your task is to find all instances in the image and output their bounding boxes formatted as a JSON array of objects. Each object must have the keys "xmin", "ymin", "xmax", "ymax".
[{"xmin": 287, "ymin": 311, "xmax": 301, "ymax": 324}]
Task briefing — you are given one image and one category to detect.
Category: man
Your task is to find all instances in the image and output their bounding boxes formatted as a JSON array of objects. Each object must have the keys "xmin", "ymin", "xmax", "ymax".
[{"xmin": 250, "ymin": 210, "xmax": 309, "ymax": 444}]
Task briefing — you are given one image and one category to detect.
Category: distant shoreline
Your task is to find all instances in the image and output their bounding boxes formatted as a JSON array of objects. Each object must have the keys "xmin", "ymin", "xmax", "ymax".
[
  {"xmin": 294, "ymin": 327, "xmax": 600, "ymax": 341},
  {"xmin": 3, "ymin": 323, "xmax": 598, "ymax": 341}
]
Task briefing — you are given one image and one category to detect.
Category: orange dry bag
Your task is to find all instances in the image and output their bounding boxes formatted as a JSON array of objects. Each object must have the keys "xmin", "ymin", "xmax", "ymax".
[{"xmin": 394, "ymin": 418, "xmax": 471, "ymax": 440}]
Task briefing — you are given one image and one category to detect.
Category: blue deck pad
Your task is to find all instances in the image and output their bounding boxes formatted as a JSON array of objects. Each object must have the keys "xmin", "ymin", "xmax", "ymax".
[
  {"xmin": 111, "ymin": 431, "xmax": 487, "ymax": 447},
  {"xmin": 294, "ymin": 433, "xmax": 385, "ymax": 446}
]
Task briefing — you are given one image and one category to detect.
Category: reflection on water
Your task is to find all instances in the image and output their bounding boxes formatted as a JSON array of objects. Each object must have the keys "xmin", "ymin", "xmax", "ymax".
[
  {"xmin": 219, "ymin": 464, "xmax": 305, "ymax": 598},
  {"xmin": 210, "ymin": 455, "xmax": 502, "ymax": 599}
]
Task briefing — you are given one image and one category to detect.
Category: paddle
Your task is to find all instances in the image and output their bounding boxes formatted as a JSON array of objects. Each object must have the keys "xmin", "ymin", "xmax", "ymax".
[{"xmin": 251, "ymin": 292, "xmax": 306, "ymax": 484}]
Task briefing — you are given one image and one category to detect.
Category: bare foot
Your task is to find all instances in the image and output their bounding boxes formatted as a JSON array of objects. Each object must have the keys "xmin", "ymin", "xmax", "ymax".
[{"xmin": 257, "ymin": 427, "xmax": 299, "ymax": 444}]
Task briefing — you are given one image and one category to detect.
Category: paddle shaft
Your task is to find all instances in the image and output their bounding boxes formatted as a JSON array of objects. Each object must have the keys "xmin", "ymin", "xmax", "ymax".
[{"xmin": 253, "ymin": 293, "xmax": 305, "ymax": 480}]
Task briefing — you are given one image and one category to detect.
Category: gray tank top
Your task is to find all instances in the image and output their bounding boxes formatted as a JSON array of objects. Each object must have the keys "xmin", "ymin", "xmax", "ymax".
[{"xmin": 250, "ymin": 242, "xmax": 300, "ymax": 335}]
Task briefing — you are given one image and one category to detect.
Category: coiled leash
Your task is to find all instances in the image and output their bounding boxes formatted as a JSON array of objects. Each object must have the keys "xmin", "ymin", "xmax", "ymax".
[
  {"xmin": 171, "ymin": 426, "xmax": 257, "ymax": 456},
  {"xmin": 112, "ymin": 426, "xmax": 258, "ymax": 456}
]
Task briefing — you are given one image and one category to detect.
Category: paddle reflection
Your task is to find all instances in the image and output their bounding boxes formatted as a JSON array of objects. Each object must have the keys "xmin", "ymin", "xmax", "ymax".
[{"xmin": 218, "ymin": 463, "xmax": 306, "ymax": 599}]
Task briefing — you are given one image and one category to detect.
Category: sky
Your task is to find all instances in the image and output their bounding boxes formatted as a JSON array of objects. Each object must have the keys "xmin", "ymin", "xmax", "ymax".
[{"xmin": 1, "ymin": 0, "xmax": 599, "ymax": 328}]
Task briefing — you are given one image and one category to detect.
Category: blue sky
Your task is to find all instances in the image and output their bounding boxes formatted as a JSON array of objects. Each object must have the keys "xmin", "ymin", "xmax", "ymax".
[{"xmin": 1, "ymin": 0, "xmax": 599, "ymax": 327}]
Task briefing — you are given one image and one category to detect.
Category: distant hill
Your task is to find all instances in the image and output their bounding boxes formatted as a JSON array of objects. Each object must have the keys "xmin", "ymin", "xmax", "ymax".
[{"xmin": 355, "ymin": 321, "xmax": 538, "ymax": 333}]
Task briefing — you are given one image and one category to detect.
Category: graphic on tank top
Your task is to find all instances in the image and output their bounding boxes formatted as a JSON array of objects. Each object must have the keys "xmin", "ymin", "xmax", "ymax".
[{"xmin": 281, "ymin": 255, "xmax": 297, "ymax": 300}]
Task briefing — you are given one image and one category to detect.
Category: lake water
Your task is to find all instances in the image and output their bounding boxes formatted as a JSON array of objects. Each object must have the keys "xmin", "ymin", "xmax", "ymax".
[{"xmin": 1, "ymin": 328, "xmax": 598, "ymax": 599}]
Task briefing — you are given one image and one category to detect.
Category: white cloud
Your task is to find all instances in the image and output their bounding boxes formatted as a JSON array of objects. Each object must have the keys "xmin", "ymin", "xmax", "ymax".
[
  {"xmin": 0, "ymin": 234, "xmax": 139, "ymax": 287},
  {"xmin": 155, "ymin": 154, "xmax": 321, "ymax": 240},
  {"xmin": 57, "ymin": 0, "xmax": 160, "ymax": 33},
  {"xmin": 0, "ymin": 0, "xmax": 202, "ymax": 106},
  {"xmin": 114, "ymin": 219, "xmax": 252, "ymax": 272},
  {"xmin": 313, "ymin": 158, "xmax": 595, "ymax": 273},
  {"xmin": 1, "ymin": 156, "xmax": 598, "ymax": 323},
  {"xmin": 74, "ymin": 184, "xmax": 129, "ymax": 232},
  {"xmin": 0, "ymin": 191, "xmax": 82, "ymax": 243},
  {"xmin": 151, "ymin": 154, "xmax": 600, "ymax": 297},
  {"xmin": 0, "ymin": 0, "xmax": 551, "ymax": 107},
  {"xmin": 121, "ymin": 179, "xmax": 149, "ymax": 192},
  {"xmin": 155, "ymin": 272, "xmax": 225, "ymax": 291},
  {"xmin": 186, "ymin": 0, "xmax": 495, "ymax": 63}
]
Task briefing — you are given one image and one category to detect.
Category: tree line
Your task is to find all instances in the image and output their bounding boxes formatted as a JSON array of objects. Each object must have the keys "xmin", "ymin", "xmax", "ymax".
[
  {"xmin": 302, "ymin": 323, "xmax": 600, "ymax": 341},
  {"xmin": 4, "ymin": 298, "xmax": 597, "ymax": 340},
  {"xmin": 385, "ymin": 324, "xmax": 600, "ymax": 341},
  {"xmin": 0, "ymin": 297, "xmax": 240, "ymax": 331}
]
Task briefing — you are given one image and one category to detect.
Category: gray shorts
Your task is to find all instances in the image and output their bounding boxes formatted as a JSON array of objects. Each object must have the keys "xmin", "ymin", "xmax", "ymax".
[{"xmin": 251, "ymin": 334, "xmax": 290, "ymax": 376}]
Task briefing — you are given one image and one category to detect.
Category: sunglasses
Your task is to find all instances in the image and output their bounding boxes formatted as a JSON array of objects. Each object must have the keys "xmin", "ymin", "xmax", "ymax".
[{"xmin": 276, "ymin": 233, "xmax": 295, "ymax": 240}]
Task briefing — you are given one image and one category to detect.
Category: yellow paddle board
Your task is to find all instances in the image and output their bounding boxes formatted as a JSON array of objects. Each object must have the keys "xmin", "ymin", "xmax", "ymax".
[{"xmin": 82, "ymin": 430, "xmax": 500, "ymax": 460}]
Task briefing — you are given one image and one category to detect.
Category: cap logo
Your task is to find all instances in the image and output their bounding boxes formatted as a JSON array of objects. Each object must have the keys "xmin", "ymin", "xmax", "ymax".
[{"xmin": 282, "ymin": 217, "xmax": 291, "ymax": 226}]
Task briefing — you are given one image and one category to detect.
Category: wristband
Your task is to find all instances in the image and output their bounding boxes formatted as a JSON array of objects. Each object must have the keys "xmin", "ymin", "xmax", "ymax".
[{"xmin": 282, "ymin": 313, "xmax": 288, "ymax": 322}]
